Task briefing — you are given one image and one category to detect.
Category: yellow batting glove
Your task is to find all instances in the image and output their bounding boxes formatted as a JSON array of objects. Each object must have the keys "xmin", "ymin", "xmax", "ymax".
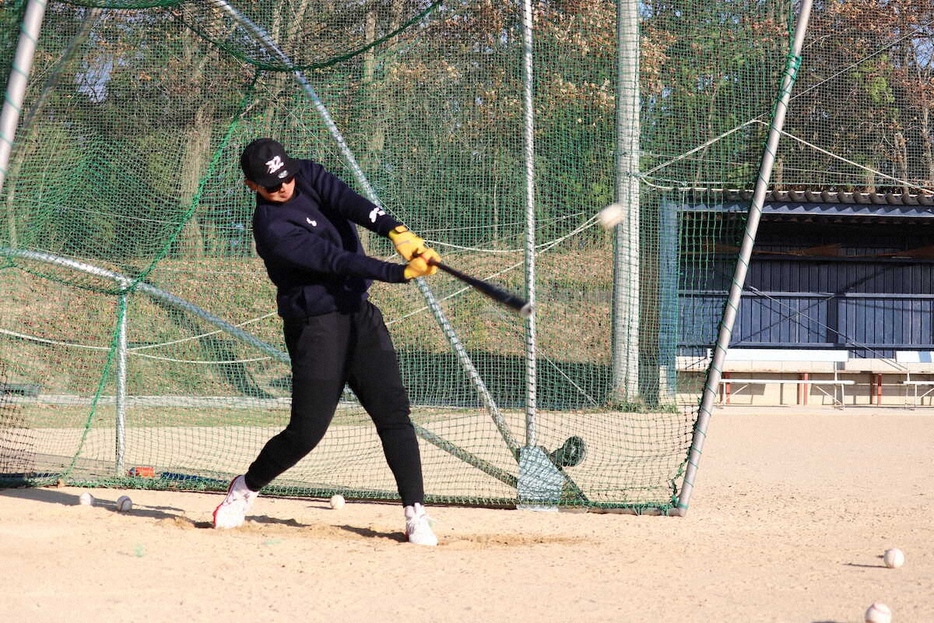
[
  {"xmin": 403, "ymin": 254, "xmax": 432, "ymax": 280},
  {"xmin": 389, "ymin": 225, "xmax": 425, "ymax": 261},
  {"xmin": 417, "ymin": 245, "xmax": 441, "ymax": 274}
]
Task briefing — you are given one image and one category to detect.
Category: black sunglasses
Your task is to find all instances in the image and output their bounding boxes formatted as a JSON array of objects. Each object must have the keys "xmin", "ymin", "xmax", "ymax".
[{"xmin": 263, "ymin": 176, "xmax": 294, "ymax": 193}]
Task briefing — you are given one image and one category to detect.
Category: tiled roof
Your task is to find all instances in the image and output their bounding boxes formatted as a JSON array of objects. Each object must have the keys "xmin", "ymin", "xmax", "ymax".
[
  {"xmin": 677, "ymin": 189, "xmax": 934, "ymax": 221},
  {"xmin": 720, "ymin": 188, "xmax": 934, "ymax": 206}
]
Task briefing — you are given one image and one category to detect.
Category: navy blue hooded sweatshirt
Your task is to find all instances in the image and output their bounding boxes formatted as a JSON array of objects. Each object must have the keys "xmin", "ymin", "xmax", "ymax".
[{"xmin": 251, "ymin": 159, "xmax": 408, "ymax": 319}]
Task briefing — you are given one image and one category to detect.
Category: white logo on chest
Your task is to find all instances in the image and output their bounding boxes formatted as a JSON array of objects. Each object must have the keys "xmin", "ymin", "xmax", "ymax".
[{"xmin": 306, "ymin": 217, "xmax": 317, "ymax": 226}]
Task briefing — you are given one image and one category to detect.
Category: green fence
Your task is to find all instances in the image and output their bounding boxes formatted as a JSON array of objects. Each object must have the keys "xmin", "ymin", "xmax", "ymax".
[{"xmin": 2, "ymin": 0, "xmax": 928, "ymax": 512}]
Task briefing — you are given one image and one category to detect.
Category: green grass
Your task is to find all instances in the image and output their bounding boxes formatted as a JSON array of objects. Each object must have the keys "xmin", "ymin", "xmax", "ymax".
[{"xmin": 2, "ymin": 246, "xmax": 618, "ymax": 403}]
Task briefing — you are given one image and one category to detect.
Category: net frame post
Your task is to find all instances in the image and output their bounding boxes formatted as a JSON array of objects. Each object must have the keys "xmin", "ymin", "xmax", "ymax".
[
  {"xmin": 0, "ymin": 0, "xmax": 49, "ymax": 196},
  {"xmin": 520, "ymin": 0, "xmax": 538, "ymax": 452},
  {"xmin": 611, "ymin": 0, "xmax": 642, "ymax": 402},
  {"xmin": 114, "ymin": 291, "xmax": 128, "ymax": 476},
  {"xmin": 676, "ymin": 0, "xmax": 816, "ymax": 515}
]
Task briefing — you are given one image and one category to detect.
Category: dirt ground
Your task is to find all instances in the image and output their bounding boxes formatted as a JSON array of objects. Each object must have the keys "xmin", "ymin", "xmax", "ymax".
[{"xmin": 1, "ymin": 407, "xmax": 932, "ymax": 623}]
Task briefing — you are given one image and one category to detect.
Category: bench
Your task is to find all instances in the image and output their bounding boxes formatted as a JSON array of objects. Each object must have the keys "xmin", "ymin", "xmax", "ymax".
[
  {"xmin": 895, "ymin": 351, "xmax": 934, "ymax": 408},
  {"xmin": 716, "ymin": 348, "xmax": 853, "ymax": 409}
]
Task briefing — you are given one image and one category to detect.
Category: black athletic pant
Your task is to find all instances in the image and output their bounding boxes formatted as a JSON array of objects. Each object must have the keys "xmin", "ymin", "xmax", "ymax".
[{"xmin": 244, "ymin": 301, "xmax": 425, "ymax": 506}]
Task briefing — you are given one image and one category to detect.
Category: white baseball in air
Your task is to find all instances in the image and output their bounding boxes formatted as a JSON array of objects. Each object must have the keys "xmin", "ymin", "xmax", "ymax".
[
  {"xmin": 78, "ymin": 492, "xmax": 94, "ymax": 506},
  {"xmin": 865, "ymin": 602, "xmax": 892, "ymax": 623},
  {"xmin": 883, "ymin": 548, "xmax": 905, "ymax": 569},
  {"xmin": 116, "ymin": 495, "xmax": 133, "ymax": 513},
  {"xmin": 329, "ymin": 494, "xmax": 345, "ymax": 510},
  {"xmin": 597, "ymin": 203, "xmax": 626, "ymax": 229}
]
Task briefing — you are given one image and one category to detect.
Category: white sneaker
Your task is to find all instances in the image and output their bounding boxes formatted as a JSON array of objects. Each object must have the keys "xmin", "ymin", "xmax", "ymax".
[
  {"xmin": 404, "ymin": 503, "xmax": 438, "ymax": 546},
  {"xmin": 212, "ymin": 475, "xmax": 258, "ymax": 529}
]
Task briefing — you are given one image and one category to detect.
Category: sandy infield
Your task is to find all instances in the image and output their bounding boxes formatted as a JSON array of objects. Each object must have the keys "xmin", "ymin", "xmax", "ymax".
[{"xmin": 1, "ymin": 407, "xmax": 932, "ymax": 623}]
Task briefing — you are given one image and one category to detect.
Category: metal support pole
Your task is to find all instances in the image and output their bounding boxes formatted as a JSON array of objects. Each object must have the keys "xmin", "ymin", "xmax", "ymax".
[
  {"xmin": 0, "ymin": 0, "xmax": 49, "ymax": 195},
  {"xmin": 114, "ymin": 293, "xmax": 128, "ymax": 475},
  {"xmin": 675, "ymin": 0, "xmax": 814, "ymax": 515},
  {"xmin": 612, "ymin": 0, "xmax": 641, "ymax": 402},
  {"xmin": 520, "ymin": 0, "xmax": 538, "ymax": 448}
]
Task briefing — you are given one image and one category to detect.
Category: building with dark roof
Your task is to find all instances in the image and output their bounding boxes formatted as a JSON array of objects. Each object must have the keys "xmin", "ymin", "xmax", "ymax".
[{"xmin": 671, "ymin": 190, "xmax": 934, "ymax": 406}]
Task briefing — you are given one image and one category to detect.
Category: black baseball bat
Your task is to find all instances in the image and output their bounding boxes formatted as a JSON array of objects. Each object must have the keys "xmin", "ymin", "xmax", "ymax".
[{"xmin": 428, "ymin": 259, "xmax": 534, "ymax": 318}]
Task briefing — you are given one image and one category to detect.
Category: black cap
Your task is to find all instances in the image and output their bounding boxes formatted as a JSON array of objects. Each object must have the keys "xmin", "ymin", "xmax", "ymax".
[{"xmin": 240, "ymin": 138, "xmax": 297, "ymax": 186}]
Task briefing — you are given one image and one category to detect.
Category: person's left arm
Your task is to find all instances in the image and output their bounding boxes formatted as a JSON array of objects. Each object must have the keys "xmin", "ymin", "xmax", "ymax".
[
  {"xmin": 308, "ymin": 162, "xmax": 441, "ymax": 269},
  {"xmin": 305, "ymin": 162, "xmax": 401, "ymax": 236}
]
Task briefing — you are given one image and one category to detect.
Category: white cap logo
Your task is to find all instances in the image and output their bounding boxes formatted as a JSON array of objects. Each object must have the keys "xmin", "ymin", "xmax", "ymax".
[{"xmin": 265, "ymin": 156, "xmax": 285, "ymax": 175}]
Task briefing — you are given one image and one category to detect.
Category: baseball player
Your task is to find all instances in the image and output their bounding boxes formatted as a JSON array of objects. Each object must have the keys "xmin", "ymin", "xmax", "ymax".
[{"xmin": 213, "ymin": 138, "xmax": 440, "ymax": 546}]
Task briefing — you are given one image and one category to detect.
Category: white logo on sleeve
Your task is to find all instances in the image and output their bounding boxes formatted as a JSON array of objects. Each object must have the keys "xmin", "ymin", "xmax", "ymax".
[
  {"xmin": 306, "ymin": 217, "xmax": 317, "ymax": 226},
  {"xmin": 368, "ymin": 206, "xmax": 386, "ymax": 223}
]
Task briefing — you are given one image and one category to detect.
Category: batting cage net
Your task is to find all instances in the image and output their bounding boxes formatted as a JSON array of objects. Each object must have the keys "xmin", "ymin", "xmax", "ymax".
[{"xmin": 1, "ymin": 0, "xmax": 928, "ymax": 512}]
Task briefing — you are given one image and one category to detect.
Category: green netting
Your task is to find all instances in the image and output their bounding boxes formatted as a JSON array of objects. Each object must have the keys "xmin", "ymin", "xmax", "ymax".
[{"xmin": 12, "ymin": 0, "xmax": 913, "ymax": 512}]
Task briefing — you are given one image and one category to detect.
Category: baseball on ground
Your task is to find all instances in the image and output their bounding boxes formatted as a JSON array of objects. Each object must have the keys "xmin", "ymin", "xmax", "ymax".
[
  {"xmin": 329, "ymin": 494, "xmax": 345, "ymax": 510},
  {"xmin": 883, "ymin": 548, "xmax": 905, "ymax": 568},
  {"xmin": 116, "ymin": 495, "xmax": 133, "ymax": 512},
  {"xmin": 78, "ymin": 492, "xmax": 94, "ymax": 506},
  {"xmin": 597, "ymin": 203, "xmax": 625, "ymax": 229},
  {"xmin": 865, "ymin": 602, "xmax": 892, "ymax": 623}
]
